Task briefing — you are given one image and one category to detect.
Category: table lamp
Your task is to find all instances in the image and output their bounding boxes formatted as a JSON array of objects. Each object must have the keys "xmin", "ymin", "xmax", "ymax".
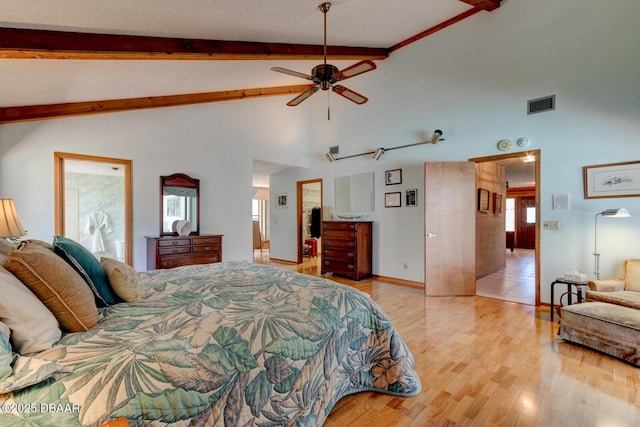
[{"xmin": 0, "ymin": 198, "xmax": 26, "ymax": 238}]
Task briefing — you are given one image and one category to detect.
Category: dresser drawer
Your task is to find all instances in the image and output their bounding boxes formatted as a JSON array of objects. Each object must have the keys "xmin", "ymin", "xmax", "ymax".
[
  {"xmin": 157, "ymin": 238, "xmax": 191, "ymax": 247},
  {"xmin": 322, "ymin": 222, "xmax": 358, "ymax": 231},
  {"xmin": 322, "ymin": 229, "xmax": 357, "ymax": 239},
  {"xmin": 192, "ymin": 236, "xmax": 221, "ymax": 245},
  {"xmin": 322, "ymin": 248, "xmax": 356, "ymax": 260},
  {"xmin": 193, "ymin": 243, "xmax": 220, "ymax": 253},
  {"xmin": 323, "ymin": 238, "xmax": 356, "ymax": 250},
  {"xmin": 158, "ymin": 246, "xmax": 191, "ymax": 256},
  {"xmin": 322, "ymin": 258, "xmax": 357, "ymax": 274}
]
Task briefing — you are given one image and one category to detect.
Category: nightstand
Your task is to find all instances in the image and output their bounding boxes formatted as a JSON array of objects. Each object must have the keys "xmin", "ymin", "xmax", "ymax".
[{"xmin": 550, "ymin": 278, "xmax": 588, "ymax": 321}]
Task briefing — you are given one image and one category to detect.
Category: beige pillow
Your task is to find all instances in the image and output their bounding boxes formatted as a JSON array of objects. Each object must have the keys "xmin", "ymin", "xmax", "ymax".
[
  {"xmin": 5, "ymin": 243, "xmax": 98, "ymax": 332},
  {"xmin": 101, "ymin": 257, "xmax": 144, "ymax": 302},
  {"xmin": 0, "ymin": 266, "xmax": 62, "ymax": 354},
  {"xmin": 624, "ymin": 259, "xmax": 640, "ymax": 292}
]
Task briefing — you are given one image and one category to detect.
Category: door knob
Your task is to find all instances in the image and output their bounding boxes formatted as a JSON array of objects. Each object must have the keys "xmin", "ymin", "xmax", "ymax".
[{"xmin": 427, "ymin": 233, "xmax": 437, "ymax": 238}]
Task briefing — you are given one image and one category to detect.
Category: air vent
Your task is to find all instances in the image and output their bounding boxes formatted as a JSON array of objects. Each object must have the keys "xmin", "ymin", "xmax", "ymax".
[
  {"xmin": 329, "ymin": 145, "xmax": 339, "ymax": 155},
  {"xmin": 527, "ymin": 95, "xmax": 555, "ymax": 115}
]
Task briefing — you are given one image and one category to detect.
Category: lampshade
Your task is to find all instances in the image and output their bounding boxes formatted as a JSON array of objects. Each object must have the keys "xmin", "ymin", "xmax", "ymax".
[
  {"xmin": 600, "ymin": 208, "xmax": 630, "ymax": 217},
  {"xmin": 0, "ymin": 198, "xmax": 26, "ymax": 238},
  {"xmin": 252, "ymin": 187, "xmax": 270, "ymax": 200}
]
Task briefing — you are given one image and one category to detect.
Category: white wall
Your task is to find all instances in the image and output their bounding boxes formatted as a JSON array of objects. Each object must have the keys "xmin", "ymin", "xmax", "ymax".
[
  {"xmin": 0, "ymin": 97, "xmax": 309, "ymax": 271},
  {"xmin": 1, "ymin": 0, "xmax": 639, "ymax": 306},
  {"xmin": 269, "ymin": 0, "xmax": 640, "ymax": 304}
]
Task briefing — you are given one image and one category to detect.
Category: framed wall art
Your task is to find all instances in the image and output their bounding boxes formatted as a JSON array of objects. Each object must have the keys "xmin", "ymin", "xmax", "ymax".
[
  {"xmin": 583, "ymin": 160, "xmax": 640, "ymax": 199},
  {"xmin": 493, "ymin": 192, "xmax": 502, "ymax": 215},
  {"xmin": 477, "ymin": 188, "xmax": 490, "ymax": 212},
  {"xmin": 385, "ymin": 192, "xmax": 402, "ymax": 208},
  {"xmin": 385, "ymin": 169, "xmax": 402, "ymax": 185},
  {"xmin": 276, "ymin": 193, "xmax": 289, "ymax": 208}
]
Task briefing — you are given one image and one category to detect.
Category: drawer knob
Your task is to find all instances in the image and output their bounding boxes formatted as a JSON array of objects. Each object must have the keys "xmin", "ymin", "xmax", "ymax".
[
  {"xmin": 348, "ymin": 264, "xmax": 354, "ymax": 269},
  {"xmin": 172, "ymin": 248, "xmax": 178, "ymax": 253},
  {"xmin": 204, "ymin": 246, "xmax": 211, "ymax": 251},
  {"xmin": 348, "ymin": 252, "xmax": 354, "ymax": 257},
  {"xmin": 172, "ymin": 241, "xmax": 179, "ymax": 245}
]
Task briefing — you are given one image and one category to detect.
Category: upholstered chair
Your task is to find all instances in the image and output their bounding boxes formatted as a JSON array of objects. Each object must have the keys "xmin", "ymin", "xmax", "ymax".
[{"xmin": 586, "ymin": 259, "xmax": 640, "ymax": 309}]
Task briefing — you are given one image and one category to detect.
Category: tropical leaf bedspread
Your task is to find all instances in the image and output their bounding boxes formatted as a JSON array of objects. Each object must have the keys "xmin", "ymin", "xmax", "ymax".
[{"xmin": 0, "ymin": 261, "xmax": 420, "ymax": 426}]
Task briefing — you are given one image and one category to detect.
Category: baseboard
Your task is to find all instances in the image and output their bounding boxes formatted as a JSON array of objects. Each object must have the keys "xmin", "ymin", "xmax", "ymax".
[{"xmin": 374, "ymin": 275, "xmax": 423, "ymax": 289}]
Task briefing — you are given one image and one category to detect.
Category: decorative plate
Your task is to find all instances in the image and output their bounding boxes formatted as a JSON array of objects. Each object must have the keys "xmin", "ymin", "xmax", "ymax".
[{"xmin": 497, "ymin": 139, "xmax": 512, "ymax": 151}]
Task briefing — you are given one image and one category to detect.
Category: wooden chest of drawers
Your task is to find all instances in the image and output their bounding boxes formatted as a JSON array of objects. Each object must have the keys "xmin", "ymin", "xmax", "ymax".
[
  {"xmin": 321, "ymin": 221, "xmax": 372, "ymax": 280},
  {"xmin": 145, "ymin": 234, "xmax": 223, "ymax": 270}
]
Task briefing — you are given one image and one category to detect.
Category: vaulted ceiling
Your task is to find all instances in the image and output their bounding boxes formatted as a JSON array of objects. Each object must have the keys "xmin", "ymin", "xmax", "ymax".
[{"xmin": 0, "ymin": 0, "xmax": 499, "ymax": 123}]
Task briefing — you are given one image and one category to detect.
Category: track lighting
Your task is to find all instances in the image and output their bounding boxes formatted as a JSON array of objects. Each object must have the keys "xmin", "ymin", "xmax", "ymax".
[
  {"xmin": 326, "ymin": 129, "xmax": 444, "ymax": 163},
  {"xmin": 372, "ymin": 148, "xmax": 384, "ymax": 161},
  {"xmin": 430, "ymin": 129, "xmax": 443, "ymax": 144}
]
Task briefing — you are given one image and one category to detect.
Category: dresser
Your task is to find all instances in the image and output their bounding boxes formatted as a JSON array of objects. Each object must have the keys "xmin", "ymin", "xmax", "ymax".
[
  {"xmin": 145, "ymin": 234, "xmax": 223, "ymax": 270},
  {"xmin": 321, "ymin": 221, "xmax": 372, "ymax": 280}
]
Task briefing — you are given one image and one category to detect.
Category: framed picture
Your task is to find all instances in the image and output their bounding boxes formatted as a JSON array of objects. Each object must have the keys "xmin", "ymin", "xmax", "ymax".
[
  {"xmin": 276, "ymin": 193, "xmax": 289, "ymax": 208},
  {"xmin": 583, "ymin": 160, "xmax": 640, "ymax": 199},
  {"xmin": 406, "ymin": 189, "xmax": 418, "ymax": 207},
  {"xmin": 493, "ymin": 192, "xmax": 502, "ymax": 215},
  {"xmin": 385, "ymin": 192, "xmax": 402, "ymax": 208},
  {"xmin": 385, "ymin": 169, "xmax": 402, "ymax": 185},
  {"xmin": 477, "ymin": 188, "xmax": 490, "ymax": 212}
]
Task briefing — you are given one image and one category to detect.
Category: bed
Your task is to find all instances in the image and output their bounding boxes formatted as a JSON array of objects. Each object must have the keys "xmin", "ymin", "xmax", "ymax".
[{"xmin": 0, "ymin": 253, "xmax": 420, "ymax": 426}]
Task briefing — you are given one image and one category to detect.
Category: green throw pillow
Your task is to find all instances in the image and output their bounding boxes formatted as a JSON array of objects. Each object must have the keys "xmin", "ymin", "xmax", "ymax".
[{"xmin": 52, "ymin": 236, "xmax": 120, "ymax": 306}]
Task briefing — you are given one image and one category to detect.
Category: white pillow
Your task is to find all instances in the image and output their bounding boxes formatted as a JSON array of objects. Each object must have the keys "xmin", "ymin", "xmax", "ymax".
[
  {"xmin": 0, "ymin": 266, "xmax": 62, "ymax": 354},
  {"xmin": 0, "ymin": 253, "xmax": 7, "ymax": 267},
  {"xmin": 0, "ymin": 239, "xmax": 16, "ymax": 256},
  {"xmin": 101, "ymin": 257, "xmax": 145, "ymax": 302}
]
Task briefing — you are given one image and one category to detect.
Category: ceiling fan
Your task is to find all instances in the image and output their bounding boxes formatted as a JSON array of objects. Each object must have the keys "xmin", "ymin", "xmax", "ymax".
[{"xmin": 271, "ymin": 2, "xmax": 376, "ymax": 110}]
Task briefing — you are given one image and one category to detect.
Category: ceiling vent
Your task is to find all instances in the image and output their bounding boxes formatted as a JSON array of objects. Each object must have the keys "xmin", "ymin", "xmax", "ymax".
[
  {"xmin": 527, "ymin": 95, "xmax": 555, "ymax": 115},
  {"xmin": 329, "ymin": 145, "xmax": 340, "ymax": 155}
]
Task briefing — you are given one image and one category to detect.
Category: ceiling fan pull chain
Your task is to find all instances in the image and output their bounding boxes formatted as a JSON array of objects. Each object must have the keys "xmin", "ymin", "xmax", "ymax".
[{"xmin": 327, "ymin": 90, "xmax": 331, "ymax": 120}]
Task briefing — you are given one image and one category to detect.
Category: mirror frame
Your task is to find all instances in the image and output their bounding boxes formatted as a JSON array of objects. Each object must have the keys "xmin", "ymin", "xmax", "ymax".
[
  {"xmin": 54, "ymin": 152, "xmax": 133, "ymax": 265},
  {"xmin": 160, "ymin": 173, "xmax": 200, "ymax": 236}
]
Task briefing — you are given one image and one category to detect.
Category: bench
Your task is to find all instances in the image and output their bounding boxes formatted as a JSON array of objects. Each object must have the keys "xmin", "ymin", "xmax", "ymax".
[{"xmin": 559, "ymin": 301, "xmax": 640, "ymax": 366}]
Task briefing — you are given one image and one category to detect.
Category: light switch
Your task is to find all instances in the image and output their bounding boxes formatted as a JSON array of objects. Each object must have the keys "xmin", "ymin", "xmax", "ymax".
[{"xmin": 543, "ymin": 220, "xmax": 560, "ymax": 230}]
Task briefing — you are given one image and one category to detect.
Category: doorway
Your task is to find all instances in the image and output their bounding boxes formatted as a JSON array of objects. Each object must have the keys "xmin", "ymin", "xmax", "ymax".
[
  {"xmin": 297, "ymin": 179, "xmax": 322, "ymax": 264},
  {"xmin": 470, "ymin": 150, "xmax": 540, "ymax": 306}
]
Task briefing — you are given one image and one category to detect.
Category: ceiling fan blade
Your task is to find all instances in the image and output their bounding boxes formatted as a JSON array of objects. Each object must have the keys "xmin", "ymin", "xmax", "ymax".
[
  {"xmin": 287, "ymin": 86, "xmax": 320, "ymax": 106},
  {"xmin": 332, "ymin": 60, "xmax": 377, "ymax": 81},
  {"xmin": 271, "ymin": 67, "xmax": 314, "ymax": 81},
  {"xmin": 332, "ymin": 85, "xmax": 368, "ymax": 104}
]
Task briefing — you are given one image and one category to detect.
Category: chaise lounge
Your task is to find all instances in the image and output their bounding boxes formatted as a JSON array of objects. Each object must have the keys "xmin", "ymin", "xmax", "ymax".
[{"xmin": 559, "ymin": 259, "xmax": 640, "ymax": 366}]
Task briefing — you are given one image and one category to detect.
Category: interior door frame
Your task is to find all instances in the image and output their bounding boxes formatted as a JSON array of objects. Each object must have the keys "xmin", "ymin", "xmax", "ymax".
[
  {"xmin": 296, "ymin": 179, "xmax": 322, "ymax": 264},
  {"xmin": 54, "ymin": 152, "xmax": 133, "ymax": 265},
  {"xmin": 469, "ymin": 149, "xmax": 541, "ymax": 306}
]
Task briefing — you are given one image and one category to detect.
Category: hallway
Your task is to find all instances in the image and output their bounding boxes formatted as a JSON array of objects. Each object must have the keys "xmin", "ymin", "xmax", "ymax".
[{"xmin": 476, "ymin": 248, "xmax": 535, "ymax": 305}]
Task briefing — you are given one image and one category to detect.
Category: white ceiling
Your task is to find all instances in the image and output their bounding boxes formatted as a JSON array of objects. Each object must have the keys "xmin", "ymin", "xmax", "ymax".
[{"xmin": 0, "ymin": 0, "xmax": 477, "ymax": 108}]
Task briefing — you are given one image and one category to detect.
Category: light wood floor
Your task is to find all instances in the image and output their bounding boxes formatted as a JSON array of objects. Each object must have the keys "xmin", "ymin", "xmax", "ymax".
[
  {"xmin": 261, "ymin": 256, "xmax": 640, "ymax": 426},
  {"xmin": 477, "ymin": 249, "xmax": 535, "ymax": 305}
]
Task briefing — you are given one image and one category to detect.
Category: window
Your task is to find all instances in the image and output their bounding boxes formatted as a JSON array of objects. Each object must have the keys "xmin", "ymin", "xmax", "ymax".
[
  {"xmin": 505, "ymin": 198, "xmax": 515, "ymax": 232},
  {"xmin": 526, "ymin": 207, "xmax": 536, "ymax": 224}
]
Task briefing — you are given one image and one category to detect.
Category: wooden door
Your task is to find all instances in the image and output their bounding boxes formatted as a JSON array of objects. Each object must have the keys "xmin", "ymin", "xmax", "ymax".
[
  {"xmin": 424, "ymin": 162, "xmax": 476, "ymax": 296},
  {"xmin": 517, "ymin": 196, "xmax": 536, "ymax": 249}
]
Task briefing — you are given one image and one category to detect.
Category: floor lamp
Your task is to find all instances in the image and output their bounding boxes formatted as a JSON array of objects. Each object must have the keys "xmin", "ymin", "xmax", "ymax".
[{"xmin": 593, "ymin": 208, "xmax": 630, "ymax": 279}]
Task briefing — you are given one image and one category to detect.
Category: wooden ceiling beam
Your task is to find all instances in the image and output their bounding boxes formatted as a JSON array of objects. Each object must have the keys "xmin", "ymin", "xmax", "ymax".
[
  {"xmin": 0, "ymin": 28, "xmax": 388, "ymax": 61},
  {"xmin": 0, "ymin": 84, "xmax": 314, "ymax": 124}
]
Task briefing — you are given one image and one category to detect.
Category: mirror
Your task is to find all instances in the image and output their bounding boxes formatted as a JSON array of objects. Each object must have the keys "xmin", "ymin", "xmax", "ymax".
[
  {"xmin": 335, "ymin": 172, "xmax": 374, "ymax": 214},
  {"xmin": 160, "ymin": 173, "xmax": 199, "ymax": 236},
  {"xmin": 54, "ymin": 152, "xmax": 133, "ymax": 265}
]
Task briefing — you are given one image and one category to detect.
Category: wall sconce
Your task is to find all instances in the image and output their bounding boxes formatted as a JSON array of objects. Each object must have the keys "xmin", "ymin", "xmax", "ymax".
[
  {"xmin": 593, "ymin": 208, "xmax": 630, "ymax": 279},
  {"xmin": 372, "ymin": 148, "xmax": 384, "ymax": 161}
]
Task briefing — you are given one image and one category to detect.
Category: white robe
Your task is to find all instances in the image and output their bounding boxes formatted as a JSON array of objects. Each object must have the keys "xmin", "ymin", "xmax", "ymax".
[{"xmin": 85, "ymin": 210, "xmax": 113, "ymax": 253}]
